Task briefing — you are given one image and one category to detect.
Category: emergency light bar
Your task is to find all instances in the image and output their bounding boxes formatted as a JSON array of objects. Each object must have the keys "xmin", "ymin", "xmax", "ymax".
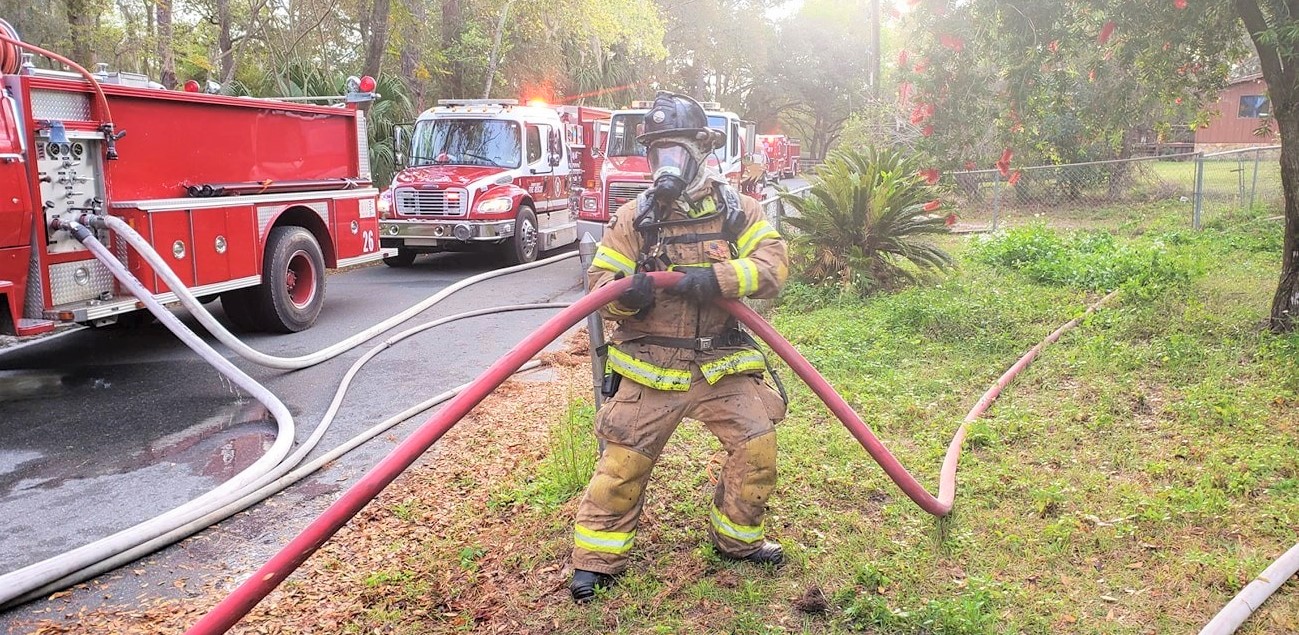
[
  {"xmin": 438, "ymin": 99, "xmax": 520, "ymax": 106},
  {"xmin": 627, "ymin": 99, "xmax": 724, "ymax": 110}
]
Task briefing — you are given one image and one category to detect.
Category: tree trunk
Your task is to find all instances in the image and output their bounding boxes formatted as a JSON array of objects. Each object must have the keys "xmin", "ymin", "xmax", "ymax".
[
  {"xmin": 399, "ymin": 0, "xmax": 425, "ymax": 109},
  {"xmin": 217, "ymin": 0, "xmax": 235, "ymax": 84},
  {"xmin": 155, "ymin": 0, "xmax": 175, "ymax": 89},
  {"xmin": 66, "ymin": 0, "xmax": 95, "ymax": 67},
  {"xmin": 363, "ymin": 0, "xmax": 392, "ymax": 80},
  {"xmin": 481, "ymin": 0, "xmax": 512, "ymax": 99},
  {"xmin": 442, "ymin": 0, "xmax": 463, "ymax": 97},
  {"xmin": 1269, "ymin": 109, "xmax": 1299, "ymax": 332}
]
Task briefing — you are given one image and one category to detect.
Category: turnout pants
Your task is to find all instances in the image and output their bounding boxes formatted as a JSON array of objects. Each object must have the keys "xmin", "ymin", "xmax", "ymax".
[{"xmin": 571, "ymin": 372, "xmax": 786, "ymax": 575}]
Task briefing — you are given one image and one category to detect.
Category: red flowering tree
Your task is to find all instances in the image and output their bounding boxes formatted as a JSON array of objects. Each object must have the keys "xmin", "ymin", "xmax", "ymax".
[{"xmin": 898, "ymin": 0, "xmax": 1299, "ymax": 332}]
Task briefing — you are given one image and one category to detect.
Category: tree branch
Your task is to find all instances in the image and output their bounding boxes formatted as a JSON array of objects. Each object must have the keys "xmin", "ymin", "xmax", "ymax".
[{"xmin": 1235, "ymin": 0, "xmax": 1292, "ymax": 103}]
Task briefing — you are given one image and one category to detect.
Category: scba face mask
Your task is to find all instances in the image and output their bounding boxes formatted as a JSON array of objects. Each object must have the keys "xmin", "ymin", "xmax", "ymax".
[{"xmin": 647, "ymin": 142, "xmax": 702, "ymax": 204}]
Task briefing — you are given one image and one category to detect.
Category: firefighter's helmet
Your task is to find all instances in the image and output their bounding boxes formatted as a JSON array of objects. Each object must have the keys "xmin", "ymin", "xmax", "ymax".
[{"xmin": 637, "ymin": 92, "xmax": 724, "ymax": 150}]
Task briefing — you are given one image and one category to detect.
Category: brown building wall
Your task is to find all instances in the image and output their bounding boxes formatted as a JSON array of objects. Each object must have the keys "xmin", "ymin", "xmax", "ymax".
[{"xmin": 1195, "ymin": 77, "xmax": 1279, "ymax": 149}]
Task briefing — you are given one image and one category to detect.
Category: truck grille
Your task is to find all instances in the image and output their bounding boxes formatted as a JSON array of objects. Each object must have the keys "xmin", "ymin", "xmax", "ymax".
[
  {"xmin": 606, "ymin": 181, "xmax": 649, "ymax": 218},
  {"xmin": 395, "ymin": 188, "xmax": 467, "ymax": 216}
]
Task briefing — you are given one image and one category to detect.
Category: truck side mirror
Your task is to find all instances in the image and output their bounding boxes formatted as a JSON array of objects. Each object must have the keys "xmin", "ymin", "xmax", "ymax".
[
  {"xmin": 549, "ymin": 129, "xmax": 563, "ymax": 167},
  {"xmin": 393, "ymin": 124, "xmax": 411, "ymax": 168}
]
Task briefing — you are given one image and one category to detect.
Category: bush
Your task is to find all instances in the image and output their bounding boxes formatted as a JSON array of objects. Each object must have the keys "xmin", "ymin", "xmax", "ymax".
[
  {"xmin": 781, "ymin": 146, "xmax": 954, "ymax": 297},
  {"xmin": 971, "ymin": 224, "xmax": 1193, "ymax": 292}
]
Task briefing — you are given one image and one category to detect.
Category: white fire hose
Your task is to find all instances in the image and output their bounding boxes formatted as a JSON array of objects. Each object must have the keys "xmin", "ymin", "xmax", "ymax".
[
  {"xmin": 0, "ymin": 219, "xmax": 576, "ymax": 608},
  {"xmin": 93, "ymin": 214, "xmax": 578, "ymax": 370}
]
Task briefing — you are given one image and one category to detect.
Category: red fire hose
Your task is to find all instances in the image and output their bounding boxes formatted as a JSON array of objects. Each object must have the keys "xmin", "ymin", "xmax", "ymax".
[{"xmin": 188, "ymin": 273, "xmax": 1116, "ymax": 633}]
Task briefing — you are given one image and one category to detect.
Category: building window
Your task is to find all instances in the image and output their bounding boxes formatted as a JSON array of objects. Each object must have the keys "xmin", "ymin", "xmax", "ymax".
[{"xmin": 1239, "ymin": 95, "xmax": 1270, "ymax": 118}]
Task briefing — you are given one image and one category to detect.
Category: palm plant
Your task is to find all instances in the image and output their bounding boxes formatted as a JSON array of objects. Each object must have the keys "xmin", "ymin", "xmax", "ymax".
[{"xmin": 780, "ymin": 147, "xmax": 954, "ymax": 296}]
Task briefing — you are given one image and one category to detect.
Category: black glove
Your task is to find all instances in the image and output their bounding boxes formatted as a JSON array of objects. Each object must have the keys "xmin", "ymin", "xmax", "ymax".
[
  {"xmin": 617, "ymin": 272, "xmax": 655, "ymax": 313},
  {"xmin": 668, "ymin": 266, "xmax": 721, "ymax": 301}
]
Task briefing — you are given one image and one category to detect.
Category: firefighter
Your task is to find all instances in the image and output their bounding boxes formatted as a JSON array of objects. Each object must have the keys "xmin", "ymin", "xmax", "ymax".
[{"xmin": 569, "ymin": 91, "xmax": 790, "ymax": 602}]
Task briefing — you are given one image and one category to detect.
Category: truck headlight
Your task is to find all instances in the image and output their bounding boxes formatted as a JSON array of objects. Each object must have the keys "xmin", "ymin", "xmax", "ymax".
[
  {"xmin": 581, "ymin": 197, "xmax": 597, "ymax": 211},
  {"xmin": 477, "ymin": 197, "xmax": 512, "ymax": 214},
  {"xmin": 377, "ymin": 197, "xmax": 392, "ymax": 216}
]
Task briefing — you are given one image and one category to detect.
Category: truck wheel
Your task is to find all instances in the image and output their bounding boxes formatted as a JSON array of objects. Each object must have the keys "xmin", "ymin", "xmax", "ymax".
[
  {"xmin": 502, "ymin": 205, "xmax": 539, "ymax": 265},
  {"xmin": 255, "ymin": 226, "xmax": 326, "ymax": 333},
  {"xmin": 383, "ymin": 248, "xmax": 417, "ymax": 268},
  {"xmin": 221, "ymin": 288, "xmax": 263, "ymax": 332}
]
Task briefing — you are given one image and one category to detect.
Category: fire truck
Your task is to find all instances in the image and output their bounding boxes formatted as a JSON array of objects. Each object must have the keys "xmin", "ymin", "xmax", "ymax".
[
  {"xmin": 378, "ymin": 100, "xmax": 609, "ymax": 266},
  {"xmin": 0, "ymin": 42, "xmax": 383, "ymax": 336},
  {"xmin": 575, "ymin": 101, "xmax": 759, "ymax": 241},
  {"xmin": 756, "ymin": 134, "xmax": 802, "ymax": 182}
]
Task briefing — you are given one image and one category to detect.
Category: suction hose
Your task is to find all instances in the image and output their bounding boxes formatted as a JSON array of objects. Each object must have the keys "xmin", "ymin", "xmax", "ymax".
[
  {"xmin": 187, "ymin": 272, "xmax": 1115, "ymax": 633},
  {"xmin": 93, "ymin": 214, "xmax": 578, "ymax": 370}
]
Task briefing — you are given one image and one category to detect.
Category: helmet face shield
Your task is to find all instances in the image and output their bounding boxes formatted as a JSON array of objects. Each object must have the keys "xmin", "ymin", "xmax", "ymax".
[{"xmin": 647, "ymin": 143, "xmax": 695, "ymax": 182}]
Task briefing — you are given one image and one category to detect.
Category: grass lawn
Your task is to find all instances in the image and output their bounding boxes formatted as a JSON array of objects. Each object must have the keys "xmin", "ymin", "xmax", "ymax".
[{"xmin": 22, "ymin": 204, "xmax": 1298, "ymax": 634}]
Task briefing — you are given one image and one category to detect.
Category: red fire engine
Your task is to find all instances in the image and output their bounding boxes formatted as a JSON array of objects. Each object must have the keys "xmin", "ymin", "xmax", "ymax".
[
  {"xmin": 0, "ymin": 37, "xmax": 384, "ymax": 336},
  {"xmin": 574, "ymin": 101, "xmax": 760, "ymax": 241},
  {"xmin": 378, "ymin": 100, "xmax": 609, "ymax": 266},
  {"xmin": 756, "ymin": 134, "xmax": 802, "ymax": 182}
]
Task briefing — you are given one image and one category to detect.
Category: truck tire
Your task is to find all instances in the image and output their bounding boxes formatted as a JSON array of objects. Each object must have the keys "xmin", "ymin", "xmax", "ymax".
[
  {"xmin": 502, "ymin": 205, "xmax": 539, "ymax": 265},
  {"xmin": 254, "ymin": 226, "xmax": 326, "ymax": 333},
  {"xmin": 221, "ymin": 287, "xmax": 263, "ymax": 332},
  {"xmin": 383, "ymin": 248, "xmax": 417, "ymax": 268}
]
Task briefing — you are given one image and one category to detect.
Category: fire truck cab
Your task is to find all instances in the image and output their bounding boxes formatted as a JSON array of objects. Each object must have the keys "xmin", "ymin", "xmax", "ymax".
[
  {"xmin": 575, "ymin": 101, "xmax": 757, "ymax": 241},
  {"xmin": 0, "ymin": 56, "xmax": 383, "ymax": 336},
  {"xmin": 380, "ymin": 100, "xmax": 607, "ymax": 266}
]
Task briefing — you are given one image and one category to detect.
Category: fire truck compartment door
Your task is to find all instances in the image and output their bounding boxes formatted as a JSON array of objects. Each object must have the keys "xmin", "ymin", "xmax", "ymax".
[
  {"xmin": 332, "ymin": 197, "xmax": 378, "ymax": 261},
  {"xmin": 192, "ymin": 206, "xmax": 258, "ymax": 286},
  {"xmin": 0, "ymin": 97, "xmax": 32, "ymax": 249},
  {"xmin": 146, "ymin": 211, "xmax": 198, "ymax": 290}
]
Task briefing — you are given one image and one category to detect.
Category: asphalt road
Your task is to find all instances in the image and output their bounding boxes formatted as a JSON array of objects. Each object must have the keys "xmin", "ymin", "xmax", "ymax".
[{"xmin": 0, "ymin": 248, "xmax": 585, "ymax": 631}]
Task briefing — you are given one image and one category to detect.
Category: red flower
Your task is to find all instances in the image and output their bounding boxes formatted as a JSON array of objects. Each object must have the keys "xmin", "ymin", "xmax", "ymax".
[
  {"xmin": 924, "ymin": 200, "xmax": 942, "ymax": 212},
  {"xmin": 1047, "ymin": 39, "xmax": 1060, "ymax": 54},
  {"xmin": 914, "ymin": 59, "xmax": 929, "ymax": 73},
  {"xmin": 919, "ymin": 168, "xmax": 941, "ymax": 184},
  {"xmin": 898, "ymin": 49, "xmax": 910, "ymax": 70},
  {"xmin": 945, "ymin": 212, "xmax": 958, "ymax": 226},
  {"xmin": 921, "ymin": 125, "xmax": 935, "ymax": 137},
  {"xmin": 939, "ymin": 34, "xmax": 965, "ymax": 52},
  {"xmin": 1098, "ymin": 21, "xmax": 1116, "ymax": 45},
  {"xmin": 1174, "ymin": 0, "xmax": 1187, "ymax": 8},
  {"xmin": 996, "ymin": 148, "xmax": 1013, "ymax": 177},
  {"xmin": 1088, "ymin": 68, "xmax": 1097, "ymax": 82},
  {"xmin": 964, "ymin": 161, "xmax": 977, "ymax": 170},
  {"xmin": 1008, "ymin": 170, "xmax": 1022, "ymax": 186}
]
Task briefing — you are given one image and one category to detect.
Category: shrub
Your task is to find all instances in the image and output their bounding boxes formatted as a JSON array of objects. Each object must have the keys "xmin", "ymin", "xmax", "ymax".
[
  {"xmin": 780, "ymin": 146, "xmax": 954, "ymax": 297},
  {"xmin": 971, "ymin": 224, "xmax": 1193, "ymax": 292}
]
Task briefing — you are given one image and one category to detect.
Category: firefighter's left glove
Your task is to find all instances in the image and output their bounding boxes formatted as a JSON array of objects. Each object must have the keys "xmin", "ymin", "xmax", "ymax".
[
  {"xmin": 617, "ymin": 272, "xmax": 656, "ymax": 316},
  {"xmin": 668, "ymin": 266, "xmax": 721, "ymax": 301}
]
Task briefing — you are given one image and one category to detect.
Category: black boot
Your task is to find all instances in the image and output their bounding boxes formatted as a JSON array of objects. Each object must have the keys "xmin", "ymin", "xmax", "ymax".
[
  {"xmin": 570, "ymin": 569, "xmax": 616, "ymax": 603},
  {"xmin": 722, "ymin": 540, "xmax": 784, "ymax": 566}
]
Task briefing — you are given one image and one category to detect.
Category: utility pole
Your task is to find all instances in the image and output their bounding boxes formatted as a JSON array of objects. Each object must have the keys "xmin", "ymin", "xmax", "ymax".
[{"xmin": 870, "ymin": 0, "xmax": 881, "ymax": 94}]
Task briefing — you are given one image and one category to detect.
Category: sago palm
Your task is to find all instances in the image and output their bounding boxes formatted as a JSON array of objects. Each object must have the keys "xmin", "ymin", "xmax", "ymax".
[{"xmin": 780, "ymin": 147, "xmax": 953, "ymax": 295}]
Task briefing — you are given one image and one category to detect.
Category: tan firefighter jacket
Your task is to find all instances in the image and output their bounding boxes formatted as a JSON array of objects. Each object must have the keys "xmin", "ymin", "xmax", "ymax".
[{"xmin": 588, "ymin": 182, "xmax": 789, "ymax": 391}]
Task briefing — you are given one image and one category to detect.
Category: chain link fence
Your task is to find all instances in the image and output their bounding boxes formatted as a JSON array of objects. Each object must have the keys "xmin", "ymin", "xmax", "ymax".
[{"xmin": 942, "ymin": 146, "xmax": 1284, "ymax": 231}]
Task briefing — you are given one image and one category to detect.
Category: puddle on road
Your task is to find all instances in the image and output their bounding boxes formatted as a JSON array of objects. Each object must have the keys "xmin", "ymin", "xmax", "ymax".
[
  {"xmin": 0, "ymin": 368, "xmax": 119, "ymax": 403},
  {"xmin": 0, "ymin": 398, "xmax": 278, "ymax": 495}
]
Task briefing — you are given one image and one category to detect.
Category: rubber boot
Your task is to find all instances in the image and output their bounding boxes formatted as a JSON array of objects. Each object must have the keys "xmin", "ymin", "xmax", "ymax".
[
  {"xmin": 570, "ymin": 569, "xmax": 616, "ymax": 603},
  {"xmin": 723, "ymin": 540, "xmax": 784, "ymax": 566}
]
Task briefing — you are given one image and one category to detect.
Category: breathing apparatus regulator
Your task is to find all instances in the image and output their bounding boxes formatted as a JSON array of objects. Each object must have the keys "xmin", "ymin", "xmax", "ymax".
[{"xmin": 637, "ymin": 91, "xmax": 725, "ymax": 211}]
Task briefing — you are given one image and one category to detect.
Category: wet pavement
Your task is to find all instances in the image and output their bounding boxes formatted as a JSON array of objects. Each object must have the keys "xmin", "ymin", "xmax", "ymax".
[{"xmin": 0, "ymin": 249, "xmax": 583, "ymax": 631}]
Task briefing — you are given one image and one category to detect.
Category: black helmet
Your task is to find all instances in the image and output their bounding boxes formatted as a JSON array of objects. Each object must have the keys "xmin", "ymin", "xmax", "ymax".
[{"xmin": 637, "ymin": 91, "xmax": 724, "ymax": 150}]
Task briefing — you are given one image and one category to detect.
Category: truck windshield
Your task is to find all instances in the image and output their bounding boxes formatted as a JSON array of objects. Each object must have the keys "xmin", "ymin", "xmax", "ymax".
[
  {"xmin": 605, "ymin": 113, "xmax": 729, "ymax": 158},
  {"xmin": 410, "ymin": 119, "xmax": 522, "ymax": 168}
]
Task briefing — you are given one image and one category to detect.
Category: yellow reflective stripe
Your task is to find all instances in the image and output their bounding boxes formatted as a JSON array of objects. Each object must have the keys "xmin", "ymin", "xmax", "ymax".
[
  {"xmin": 605, "ymin": 302, "xmax": 638, "ymax": 317},
  {"xmin": 666, "ymin": 262, "xmax": 713, "ymax": 270},
  {"xmin": 593, "ymin": 245, "xmax": 636, "ymax": 276},
  {"xmin": 736, "ymin": 220, "xmax": 779, "ymax": 257},
  {"xmin": 574, "ymin": 524, "xmax": 636, "ymax": 554},
  {"xmin": 606, "ymin": 346, "xmax": 692, "ymax": 391},
  {"xmin": 729, "ymin": 258, "xmax": 758, "ymax": 296},
  {"xmin": 699, "ymin": 349, "xmax": 767, "ymax": 384},
  {"xmin": 710, "ymin": 504, "xmax": 763, "ymax": 543}
]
